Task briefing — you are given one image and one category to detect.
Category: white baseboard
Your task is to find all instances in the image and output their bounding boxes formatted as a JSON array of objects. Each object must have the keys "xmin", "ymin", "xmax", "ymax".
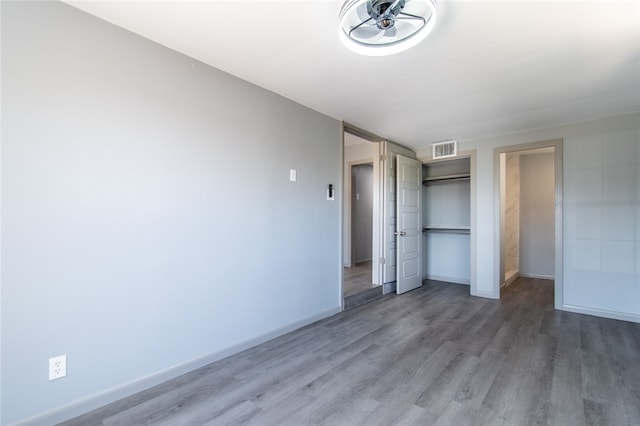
[
  {"xmin": 562, "ymin": 304, "xmax": 640, "ymax": 324},
  {"xmin": 424, "ymin": 274, "xmax": 470, "ymax": 285},
  {"xmin": 502, "ymin": 271, "xmax": 520, "ymax": 288},
  {"xmin": 20, "ymin": 307, "xmax": 341, "ymax": 426},
  {"xmin": 472, "ymin": 289, "xmax": 499, "ymax": 299},
  {"xmin": 520, "ymin": 273, "xmax": 554, "ymax": 280}
]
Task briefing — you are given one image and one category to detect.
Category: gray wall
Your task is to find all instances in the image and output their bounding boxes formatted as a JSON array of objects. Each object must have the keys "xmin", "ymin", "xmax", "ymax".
[
  {"xmin": 352, "ymin": 164, "xmax": 373, "ymax": 263},
  {"xmin": 1, "ymin": 2, "xmax": 341, "ymax": 424},
  {"xmin": 422, "ymin": 160, "xmax": 471, "ymax": 284},
  {"xmin": 563, "ymin": 115, "xmax": 639, "ymax": 317},
  {"xmin": 416, "ymin": 113, "xmax": 639, "ymax": 321},
  {"xmin": 520, "ymin": 152, "xmax": 555, "ymax": 277}
]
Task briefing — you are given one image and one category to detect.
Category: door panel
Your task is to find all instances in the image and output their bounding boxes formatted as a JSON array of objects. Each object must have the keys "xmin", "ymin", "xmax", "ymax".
[
  {"xmin": 402, "ymin": 188, "xmax": 419, "ymax": 207},
  {"xmin": 401, "ymin": 256, "xmax": 420, "ymax": 279},
  {"xmin": 381, "ymin": 142, "xmax": 416, "ymax": 284},
  {"xmin": 396, "ymin": 154, "xmax": 423, "ymax": 294}
]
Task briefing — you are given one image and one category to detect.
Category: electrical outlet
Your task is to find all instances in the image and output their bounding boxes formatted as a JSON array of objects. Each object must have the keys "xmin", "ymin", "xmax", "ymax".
[{"xmin": 49, "ymin": 355, "xmax": 67, "ymax": 380}]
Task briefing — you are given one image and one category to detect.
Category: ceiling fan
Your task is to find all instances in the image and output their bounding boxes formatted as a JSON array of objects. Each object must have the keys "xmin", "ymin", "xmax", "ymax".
[{"xmin": 339, "ymin": 0, "xmax": 438, "ymax": 56}]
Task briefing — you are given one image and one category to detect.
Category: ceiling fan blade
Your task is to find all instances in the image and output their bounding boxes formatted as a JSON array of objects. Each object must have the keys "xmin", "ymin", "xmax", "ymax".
[
  {"xmin": 383, "ymin": 27, "xmax": 397, "ymax": 38},
  {"xmin": 355, "ymin": 3, "xmax": 372, "ymax": 22},
  {"xmin": 349, "ymin": 17, "xmax": 374, "ymax": 37},
  {"xmin": 352, "ymin": 23, "xmax": 384, "ymax": 40}
]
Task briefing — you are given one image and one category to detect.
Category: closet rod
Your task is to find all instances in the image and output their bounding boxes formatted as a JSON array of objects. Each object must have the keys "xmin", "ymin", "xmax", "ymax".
[{"xmin": 422, "ymin": 227, "xmax": 471, "ymax": 234}]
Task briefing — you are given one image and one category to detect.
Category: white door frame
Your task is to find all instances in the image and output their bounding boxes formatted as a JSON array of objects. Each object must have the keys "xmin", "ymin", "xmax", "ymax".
[
  {"xmin": 342, "ymin": 123, "xmax": 384, "ymax": 288},
  {"xmin": 493, "ymin": 139, "xmax": 563, "ymax": 309}
]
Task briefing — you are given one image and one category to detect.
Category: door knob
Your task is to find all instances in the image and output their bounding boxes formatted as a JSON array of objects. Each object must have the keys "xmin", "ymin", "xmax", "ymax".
[{"xmin": 394, "ymin": 231, "xmax": 407, "ymax": 236}]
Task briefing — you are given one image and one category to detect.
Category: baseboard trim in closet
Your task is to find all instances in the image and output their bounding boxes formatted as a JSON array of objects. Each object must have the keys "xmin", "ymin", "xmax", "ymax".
[
  {"xmin": 502, "ymin": 271, "xmax": 520, "ymax": 288},
  {"xmin": 424, "ymin": 275, "xmax": 470, "ymax": 285},
  {"xmin": 519, "ymin": 273, "xmax": 554, "ymax": 280}
]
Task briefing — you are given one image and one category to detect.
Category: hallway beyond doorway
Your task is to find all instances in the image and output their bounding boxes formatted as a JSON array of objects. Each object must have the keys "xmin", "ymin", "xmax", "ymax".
[
  {"xmin": 343, "ymin": 261, "xmax": 373, "ymax": 297},
  {"xmin": 343, "ymin": 261, "xmax": 381, "ymax": 309}
]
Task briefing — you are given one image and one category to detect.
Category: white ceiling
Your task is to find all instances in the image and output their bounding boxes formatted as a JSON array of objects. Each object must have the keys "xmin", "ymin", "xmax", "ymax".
[{"xmin": 66, "ymin": 0, "xmax": 640, "ymax": 151}]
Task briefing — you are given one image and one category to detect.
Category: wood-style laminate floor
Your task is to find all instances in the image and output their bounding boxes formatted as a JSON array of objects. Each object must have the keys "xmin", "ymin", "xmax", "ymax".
[
  {"xmin": 343, "ymin": 261, "xmax": 374, "ymax": 298},
  {"xmin": 343, "ymin": 261, "xmax": 382, "ymax": 310},
  {"xmin": 61, "ymin": 278, "xmax": 640, "ymax": 425}
]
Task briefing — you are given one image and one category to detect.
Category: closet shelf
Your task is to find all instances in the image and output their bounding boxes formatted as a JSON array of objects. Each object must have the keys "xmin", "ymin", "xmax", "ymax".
[
  {"xmin": 422, "ymin": 227, "xmax": 471, "ymax": 234},
  {"xmin": 423, "ymin": 173, "xmax": 470, "ymax": 184}
]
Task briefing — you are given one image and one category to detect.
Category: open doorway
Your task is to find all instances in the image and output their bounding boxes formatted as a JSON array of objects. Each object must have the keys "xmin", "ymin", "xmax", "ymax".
[
  {"xmin": 344, "ymin": 163, "xmax": 375, "ymax": 300},
  {"xmin": 497, "ymin": 140, "xmax": 563, "ymax": 308},
  {"xmin": 342, "ymin": 128, "xmax": 381, "ymax": 309}
]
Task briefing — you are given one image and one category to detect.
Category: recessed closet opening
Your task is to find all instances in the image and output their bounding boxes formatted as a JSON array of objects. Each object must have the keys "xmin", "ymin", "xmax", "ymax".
[
  {"xmin": 496, "ymin": 140, "xmax": 563, "ymax": 308},
  {"xmin": 422, "ymin": 157, "xmax": 472, "ymax": 286}
]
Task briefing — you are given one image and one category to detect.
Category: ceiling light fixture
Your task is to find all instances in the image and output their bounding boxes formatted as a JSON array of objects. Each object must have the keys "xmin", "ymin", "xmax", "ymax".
[{"xmin": 339, "ymin": 0, "xmax": 437, "ymax": 56}]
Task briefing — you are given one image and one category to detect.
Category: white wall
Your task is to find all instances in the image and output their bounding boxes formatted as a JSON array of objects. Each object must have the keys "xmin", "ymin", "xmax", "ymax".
[
  {"xmin": 422, "ymin": 159, "xmax": 471, "ymax": 284},
  {"xmin": 1, "ymin": 2, "xmax": 341, "ymax": 424},
  {"xmin": 424, "ymin": 181, "xmax": 471, "ymax": 228},
  {"xmin": 520, "ymin": 152, "xmax": 555, "ymax": 278},
  {"xmin": 424, "ymin": 233, "xmax": 471, "ymax": 284},
  {"xmin": 417, "ymin": 113, "xmax": 639, "ymax": 322}
]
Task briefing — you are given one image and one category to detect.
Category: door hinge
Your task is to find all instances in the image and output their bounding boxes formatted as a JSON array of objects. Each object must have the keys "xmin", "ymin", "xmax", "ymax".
[{"xmin": 379, "ymin": 257, "xmax": 386, "ymax": 264}]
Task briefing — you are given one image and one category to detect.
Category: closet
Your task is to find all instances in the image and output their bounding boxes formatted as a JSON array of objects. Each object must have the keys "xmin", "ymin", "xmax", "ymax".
[{"xmin": 422, "ymin": 157, "xmax": 471, "ymax": 284}]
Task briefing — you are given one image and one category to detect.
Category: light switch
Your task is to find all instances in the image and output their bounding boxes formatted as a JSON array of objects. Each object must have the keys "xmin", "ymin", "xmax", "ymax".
[
  {"xmin": 289, "ymin": 169, "xmax": 297, "ymax": 182},
  {"xmin": 327, "ymin": 184, "xmax": 335, "ymax": 201}
]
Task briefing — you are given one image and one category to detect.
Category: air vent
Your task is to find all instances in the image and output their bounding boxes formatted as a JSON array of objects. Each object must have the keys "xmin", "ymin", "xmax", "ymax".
[{"xmin": 432, "ymin": 140, "xmax": 457, "ymax": 159}]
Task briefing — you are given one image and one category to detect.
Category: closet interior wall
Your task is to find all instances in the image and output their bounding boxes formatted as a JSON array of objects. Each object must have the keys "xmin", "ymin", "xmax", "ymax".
[{"xmin": 422, "ymin": 158, "xmax": 472, "ymax": 284}]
